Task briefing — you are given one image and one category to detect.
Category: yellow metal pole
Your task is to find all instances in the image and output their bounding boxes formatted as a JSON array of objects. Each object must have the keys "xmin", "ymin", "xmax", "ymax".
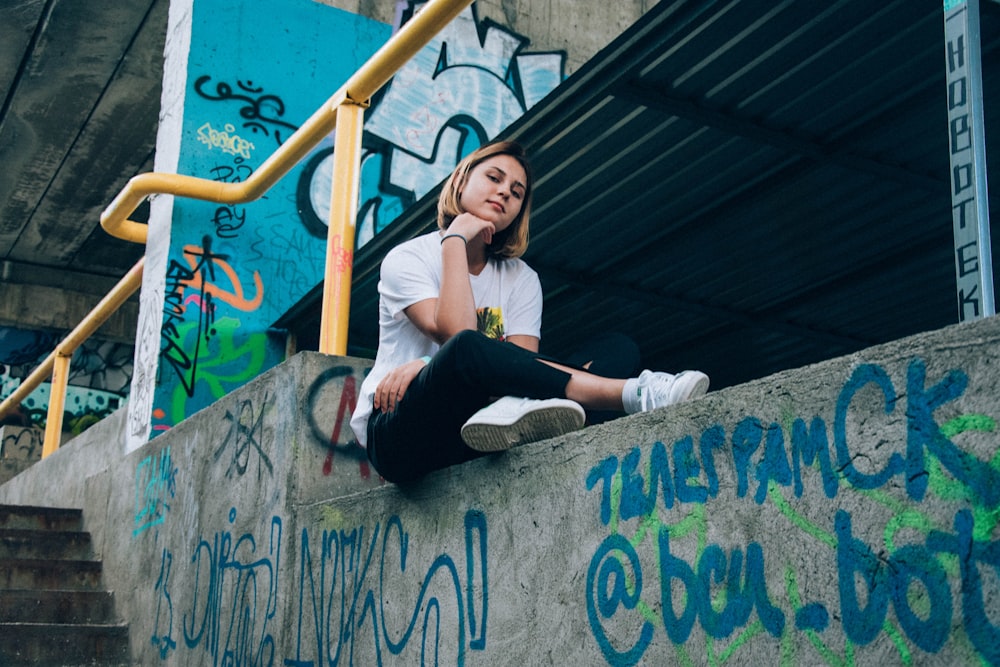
[
  {"xmin": 319, "ymin": 101, "xmax": 366, "ymax": 355},
  {"xmin": 42, "ymin": 353, "xmax": 71, "ymax": 458}
]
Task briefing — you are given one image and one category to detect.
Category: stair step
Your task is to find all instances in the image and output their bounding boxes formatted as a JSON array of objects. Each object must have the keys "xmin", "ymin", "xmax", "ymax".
[
  {"xmin": 0, "ymin": 505, "xmax": 83, "ymax": 532},
  {"xmin": 0, "ymin": 589, "xmax": 117, "ymax": 624},
  {"xmin": 0, "ymin": 558, "xmax": 103, "ymax": 591},
  {"xmin": 0, "ymin": 528, "xmax": 93, "ymax": 560},
  {"xmin": 0, "ymin": 621, "xmax": 129, "ymax": 666},
  {"xmin": 0, "ymin": 506, "xmax": 130, "ymax": 662}
]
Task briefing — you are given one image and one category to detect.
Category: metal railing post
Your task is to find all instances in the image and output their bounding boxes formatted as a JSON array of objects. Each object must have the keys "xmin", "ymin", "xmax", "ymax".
[
  {"xmin": 42, "ymin": 353, "xmax": 72, "ymax": 458},
  {"xmin": 943, "ymin": 0, "xmax": 994, "ymax": 320},
  {"xmin": 319, "ymin": 101, "xmax": 366, "ymax": 355}
]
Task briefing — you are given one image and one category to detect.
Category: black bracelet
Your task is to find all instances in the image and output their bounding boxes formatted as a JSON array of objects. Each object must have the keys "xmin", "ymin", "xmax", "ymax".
[{"xmin": 441, "ymin": 233, "xmax": 468, "ymax": 245}]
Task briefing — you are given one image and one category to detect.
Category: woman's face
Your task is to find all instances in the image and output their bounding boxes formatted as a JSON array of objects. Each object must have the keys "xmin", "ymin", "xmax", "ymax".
[{"xmin": 458, "ymin": 154, "xmax": 527, "ymax": 232}]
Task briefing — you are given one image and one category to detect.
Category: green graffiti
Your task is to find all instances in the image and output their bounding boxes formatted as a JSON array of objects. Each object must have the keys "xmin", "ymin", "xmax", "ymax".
[{"xmin": 167, "ymin": 317, "xmax": 272, "ymax": 425}]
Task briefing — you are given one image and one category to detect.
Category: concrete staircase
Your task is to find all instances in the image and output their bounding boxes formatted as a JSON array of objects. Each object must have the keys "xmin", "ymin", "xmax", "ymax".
[{"xmin": 0, "ymin": 505, "xmax": 129, "ymax": 666}]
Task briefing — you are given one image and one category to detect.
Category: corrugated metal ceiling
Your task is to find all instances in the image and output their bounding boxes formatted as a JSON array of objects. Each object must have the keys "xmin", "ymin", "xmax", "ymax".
[{"xmin": 283, "ymin": 0, "xmax": 999, "ymax": 391}]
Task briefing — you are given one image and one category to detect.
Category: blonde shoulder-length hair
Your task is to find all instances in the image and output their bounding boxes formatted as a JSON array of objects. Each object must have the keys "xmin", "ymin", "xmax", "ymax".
[{"xmin": 437, "ymin": 140, "xmax": 533, "ymax": 259}]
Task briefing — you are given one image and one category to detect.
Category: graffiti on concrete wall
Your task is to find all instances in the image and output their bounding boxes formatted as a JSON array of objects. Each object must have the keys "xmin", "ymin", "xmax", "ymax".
[
  {"xmin": 1, "ymin": 426, "xmax": 43, "ymax": 461},
  {"xmin": 214, "ymin": 393, "xmax": 274, "ymax": 482},
  {"xmin": 146, "ymin": 0, "xmax": 564, "ymax": 437},
  {"xmin": 137, "ymin": 447, "xmax": 485, "ymax": 665},
  {"xmin": 150, "ymin": 509, "xmax": 283, "ymax": 664},
  {"xmin": 135, "ymin": 446, "xmax": 178, "ymax": 537},
  {"xmin": 146, "ymin": 508, "xmax": 488, "ymax": 665},
  {"xmin": 584, "ymin": 357, "xmax": 999, "ymax": 665},
  {"xmin": 126, "ymin": 335, "xmax": 999, "ymax": 664},
  {"xmin": 304, "ymin": 364, "xmax": 373, "ymax": 479},
  {"xmin": 182, "ymin": 509, "xmax": 283, "ymax": 665},
  {"xmin": 284, "ymin": 510, "xmax": 488, "ymax": 665},
  {"xmin": 296, "ymin": 3, "xmax": 565, "ymax": 246},
  {"xmin": 0, "ymin": 325, "xmax": 133, "ymax": 433}
]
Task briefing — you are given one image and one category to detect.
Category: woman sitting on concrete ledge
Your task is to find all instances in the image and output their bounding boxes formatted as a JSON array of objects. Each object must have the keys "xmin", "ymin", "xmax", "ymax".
[{"xmin": 349, "ymin": 140, "xmax": 708, "ymax": 484}]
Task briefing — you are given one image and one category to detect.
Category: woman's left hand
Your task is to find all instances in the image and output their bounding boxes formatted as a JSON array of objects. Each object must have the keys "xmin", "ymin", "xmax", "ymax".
[{"xmin": 374, "ymin": 358, "xmax": 428, "ymax": 413}]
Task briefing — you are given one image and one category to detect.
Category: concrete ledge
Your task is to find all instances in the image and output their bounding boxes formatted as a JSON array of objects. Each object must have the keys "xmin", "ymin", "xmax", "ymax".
[
  {"xmin": 0, "ymin": 408, "xmax": 125, "ymax": 509},
  {"xmin": 1, "ymin": 319, "xmax": 998, "ymax": 665}
]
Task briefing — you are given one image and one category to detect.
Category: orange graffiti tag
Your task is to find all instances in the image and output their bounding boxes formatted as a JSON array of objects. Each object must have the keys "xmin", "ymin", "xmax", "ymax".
[{"xmin": 180, "ymin": 243, "xmax": 264, "ymax": 311}]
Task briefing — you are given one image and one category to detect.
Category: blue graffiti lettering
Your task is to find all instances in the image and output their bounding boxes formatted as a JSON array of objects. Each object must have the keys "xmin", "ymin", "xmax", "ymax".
[
  {"xmin": 286, "ymin": 509, "xmax": 488, "ymax": 666},
  {"xmin": 586, "ymin": 358, "xmax": 989, "ymax": 525},
  {"xmin": 586, "ymin": 533, "xmax": 654, "ymax": 666},
  {"xmin": 182, "ymin": 509, "xmax": 281, "ymax": 666},
  {"xmin": 907, "ymin": 359, "xmax": 1000, "ymax": 507},
  {"xmin": 790, "ymin": 416, "xmax": 837, "ymax": 498},
  {"xmin": 134, "ymin": 447, "xmax": 177, "ymax": 536},
  {"xmin": 585, "ymin": 355, "xmax": 998, "ymax": 662},
  {"xmin": 928, "ymin": 509, "xmax": 1000, "ymax": 663},
  {"xmin": 835, "ymin": 363, "xmax": 904, "ymax": 490}
]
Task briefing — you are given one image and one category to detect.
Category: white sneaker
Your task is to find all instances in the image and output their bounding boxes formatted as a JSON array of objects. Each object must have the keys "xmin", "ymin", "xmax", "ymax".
[
  {"xmin": 461, "ymin": 396, "xmax": 586, "ymax": 452},
  {"xmin": 635, "ymin": 370, "xmax": 710, "ymax": 412}
]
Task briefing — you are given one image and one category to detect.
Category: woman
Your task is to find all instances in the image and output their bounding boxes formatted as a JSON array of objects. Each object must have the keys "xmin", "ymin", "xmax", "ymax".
[{"xmin": 350, "ymin": 141, "xmax": 708, "ymax": 483}]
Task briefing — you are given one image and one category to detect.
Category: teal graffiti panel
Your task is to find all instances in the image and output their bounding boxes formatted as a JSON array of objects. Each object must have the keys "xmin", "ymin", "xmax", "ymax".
[{"xmin": 152, "ymin": 0, "xmax": 390, "ymax": 433}]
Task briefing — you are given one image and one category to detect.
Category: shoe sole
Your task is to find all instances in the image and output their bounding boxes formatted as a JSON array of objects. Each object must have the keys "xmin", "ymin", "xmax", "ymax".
[
  {"xmin": 461, "ymin": 403, "xmax": 585, "ymax": 453},
  {"xmin": 669, "ymin": 371, "xmax": 710, "ymax": 403}
]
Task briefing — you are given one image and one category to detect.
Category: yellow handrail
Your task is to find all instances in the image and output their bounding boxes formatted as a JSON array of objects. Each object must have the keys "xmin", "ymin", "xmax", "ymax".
[
  {"xmin": 102, "ymin": 0, "xmax": 471, "ymax": 242},
  {"xmin": 0, "ymin": 258, "xmax": 144, "ymax": 457},
  {"xmin": 103, "ymin": 0, "xmax": 470, "ymax": 238},
  {"xmin": 0, "ymin": 0, "xmax": 473, "ymax": 457},
  {"xmin": 102, "ymin": 0, "xmax": 472, "ymax": 357}
]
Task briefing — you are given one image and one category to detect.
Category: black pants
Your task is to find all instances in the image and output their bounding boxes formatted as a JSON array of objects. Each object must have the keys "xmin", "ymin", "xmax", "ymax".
[{"xmin": 366, "ymin": 330, "xmax": 640, "ymax": 483}]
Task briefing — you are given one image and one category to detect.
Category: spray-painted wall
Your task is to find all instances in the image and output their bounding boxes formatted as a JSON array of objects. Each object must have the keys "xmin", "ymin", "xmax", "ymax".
[
  {"xmin": 0, "ymin": 324, "xmax": 132, "ymax": 435},
  {"xmin": 3, "ymin": 313, "xmax": 997, "ymax": 666},
  {"xmin": 128, "ymin": 0, "xmax": 566, "ymax": 449}
]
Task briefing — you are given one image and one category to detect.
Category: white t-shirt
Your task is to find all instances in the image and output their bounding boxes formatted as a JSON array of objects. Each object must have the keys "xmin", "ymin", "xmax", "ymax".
[{"xmin": 350, "ymin": 231, "xmax": 543, "ymax": 446}]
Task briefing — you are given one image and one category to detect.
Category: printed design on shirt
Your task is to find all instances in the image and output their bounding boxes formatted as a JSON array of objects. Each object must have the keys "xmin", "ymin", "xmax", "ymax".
[{"xmin": 477, "ymin": 307, "xmax": 505, "ymax": 341}]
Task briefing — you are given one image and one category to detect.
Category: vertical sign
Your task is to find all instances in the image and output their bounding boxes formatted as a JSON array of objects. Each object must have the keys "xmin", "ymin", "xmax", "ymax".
[{"xmin": 943, "ymin": 0, "xmax": 994, "ymax": 320}]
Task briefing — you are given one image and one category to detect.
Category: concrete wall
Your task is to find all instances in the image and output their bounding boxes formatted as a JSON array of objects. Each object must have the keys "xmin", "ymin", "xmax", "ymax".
[
  {"xmin": 2, "ymin": 315, "xmax": 999, "ymax": 665},
  {"xmin": 320, "ymin": 0, "xmax": 662, "ymax": 75},
  {"xmin": 0, "ymin": 282, "xmax": 139, "ymax": 342},
  {"xmin": 0, "ymin": 424, "xmax": 43, "ymax": 486}
]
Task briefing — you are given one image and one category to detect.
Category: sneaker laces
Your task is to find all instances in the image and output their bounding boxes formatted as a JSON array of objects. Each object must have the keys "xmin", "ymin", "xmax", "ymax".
[{"xmin": 637, "ymin": 370, "xmax": 674, "ymax": 412}]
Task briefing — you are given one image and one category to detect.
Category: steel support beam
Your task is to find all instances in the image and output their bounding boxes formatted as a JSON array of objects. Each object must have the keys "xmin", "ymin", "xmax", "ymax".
[{"xmin": 944, "ymin": 0, "xmax": 995, "ymax": 320}]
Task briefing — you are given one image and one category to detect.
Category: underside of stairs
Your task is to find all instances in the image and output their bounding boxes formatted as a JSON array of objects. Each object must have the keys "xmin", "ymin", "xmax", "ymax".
[{"xmin": 0, "ymin": 505, "xmax": 130, "ymax": 666}]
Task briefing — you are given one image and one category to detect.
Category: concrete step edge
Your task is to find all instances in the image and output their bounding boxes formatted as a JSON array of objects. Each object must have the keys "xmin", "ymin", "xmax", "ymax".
[
  {"xmin": 0, "ymin": 528, "xmax": 94, "ymax": 559},
  {"xmin": 0, "ymin": 621, "xmax": 128, "ymax": 633},
  {"xmin": 0, "ymin": 506, "xmax": 83, "ymax": 532},
  {"xmin": 0, "ymin": 589, "xmax": 118, "ymax": 624}
]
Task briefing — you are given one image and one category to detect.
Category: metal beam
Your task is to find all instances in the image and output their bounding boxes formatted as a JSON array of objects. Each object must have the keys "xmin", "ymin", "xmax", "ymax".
[
  {"xmin": 616, "ymin": 81, "xmax": 946, "ymax": 194},
  {"xmin": 943, "ymin": 0, "xmax": 995, "ymax": 319}
]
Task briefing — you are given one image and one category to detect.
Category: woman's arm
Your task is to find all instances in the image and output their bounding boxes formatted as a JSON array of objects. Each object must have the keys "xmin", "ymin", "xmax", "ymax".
[
  {"xmin": 404, "ymin": 213, "xmax": 497, "ymax": 344},
  {"xmin": 432, "ymin": 233, "xmax": 478, "ymax": 337}
]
